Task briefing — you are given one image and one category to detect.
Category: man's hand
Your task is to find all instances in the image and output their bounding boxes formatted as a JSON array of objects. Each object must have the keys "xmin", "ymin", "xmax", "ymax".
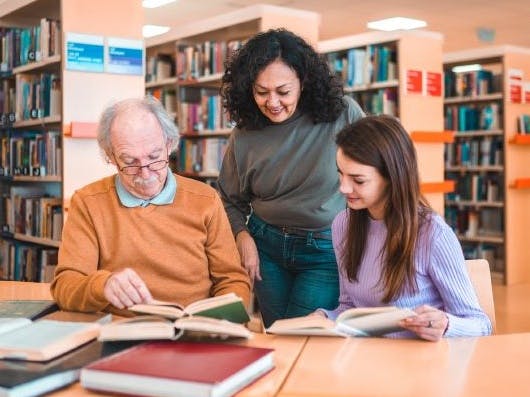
[
  {"xmin": 103, "ymin": 268, "xmax": 152, "ymax": 309},
  {"xmin": 236, "ymin": 230, "xmax": 261, "ymax": 282}
]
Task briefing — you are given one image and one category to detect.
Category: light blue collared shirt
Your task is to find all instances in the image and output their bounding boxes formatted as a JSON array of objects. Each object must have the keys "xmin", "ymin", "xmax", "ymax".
[{"xmin": 115, "ymin": 168, "xmax": 176, "ymax": 208}]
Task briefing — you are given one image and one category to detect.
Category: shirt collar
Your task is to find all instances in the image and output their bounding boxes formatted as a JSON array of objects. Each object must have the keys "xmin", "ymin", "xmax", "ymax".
[{"xmin": 115, "ymin": 169, "xmax": 176, "ymax": 208}]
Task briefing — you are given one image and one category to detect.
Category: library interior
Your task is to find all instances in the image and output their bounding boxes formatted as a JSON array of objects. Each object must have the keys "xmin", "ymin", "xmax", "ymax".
[{"xmin": 1, "ymin": 1, "xmax": 530, "ymax": 396}]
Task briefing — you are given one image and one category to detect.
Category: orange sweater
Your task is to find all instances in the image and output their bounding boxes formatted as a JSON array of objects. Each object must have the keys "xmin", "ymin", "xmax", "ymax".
[{"xmin": 51, "ymin": 174, "xmax": 250, "ymax": 315}]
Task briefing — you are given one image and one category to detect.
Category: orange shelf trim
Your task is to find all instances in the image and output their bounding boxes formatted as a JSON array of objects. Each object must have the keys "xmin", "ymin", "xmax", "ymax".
[
  {"xmin": 421, "ymin": 180, "xmax": 455, "ymax": 194},
  {"xmin": 410, "ymin": 131, "xmax": 455, "ymax": 143},
  {"xmin": 510, "ymin": 178, "xmax": 530, "ymax": 189},
  {"xmin": 63, "ymin": 122, "xmax": 98, "ymax": 138},
  {"xmin": 509, "ymin": 134, "xmax": 530, "ymax": 145}
]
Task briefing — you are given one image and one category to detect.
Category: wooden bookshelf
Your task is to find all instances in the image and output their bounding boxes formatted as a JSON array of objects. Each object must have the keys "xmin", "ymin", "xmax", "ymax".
[
  {"xmin": 0, "ymin": 0, "xmax": 144, "ymax": 283},
  {"xmin": 318, "ymin": 30, "xmax": 446, "ymax": 214},
  {"xmin": 443, "ymin": 45, "xmax": 530, "ymax": 284},
  {"xmin": 145, "ymin": 5, "xmax": 320, "ymax": 182}
]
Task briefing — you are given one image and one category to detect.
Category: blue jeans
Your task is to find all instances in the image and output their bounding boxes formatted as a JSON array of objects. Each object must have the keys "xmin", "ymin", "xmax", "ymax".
[{"xmin": 247, "ymin": 214, "xmax": 339, "ymax": 328}]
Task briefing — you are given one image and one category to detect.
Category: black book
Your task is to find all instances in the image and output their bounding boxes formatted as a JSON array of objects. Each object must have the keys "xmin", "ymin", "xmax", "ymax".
[
  {"xmin": 0, "ymin": 340, "xmax": 140, "ymax": 397},
  {"xmin": 0, "ymin": 300, "xmax": 58, "ymax": 320}
]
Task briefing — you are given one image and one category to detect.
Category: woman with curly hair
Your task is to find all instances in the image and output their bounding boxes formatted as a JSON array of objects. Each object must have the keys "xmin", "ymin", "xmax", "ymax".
[{"xmin": 218, "ymin": 28, "xmax": 364, "ymax": 327}]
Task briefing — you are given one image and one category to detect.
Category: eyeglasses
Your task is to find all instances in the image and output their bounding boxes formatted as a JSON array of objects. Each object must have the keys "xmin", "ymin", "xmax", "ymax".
[{"xmin": 113, "ymin": 154, "xmax": 169, "ymax": 175}]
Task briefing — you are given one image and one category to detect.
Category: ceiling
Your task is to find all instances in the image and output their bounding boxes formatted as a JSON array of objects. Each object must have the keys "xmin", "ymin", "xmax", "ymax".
[{"xmin": 144, "ymin": 0, "xmax": 530, "ymax": 52}]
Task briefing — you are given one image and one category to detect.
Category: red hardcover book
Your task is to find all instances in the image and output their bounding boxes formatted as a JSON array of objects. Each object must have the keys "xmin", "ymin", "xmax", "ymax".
[{"xmin": 80, "ymin": 341, "xmax": 274, "ymax": 397}]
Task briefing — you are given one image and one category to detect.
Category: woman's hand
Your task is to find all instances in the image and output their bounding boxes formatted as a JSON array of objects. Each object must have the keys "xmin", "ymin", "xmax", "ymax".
[
  {"xmin": 236, "ymin": 230, "xmax": 261, "ymax": 282},
  {"xmin": 400, "ymin": 304, "xmax": 449, "ymax": 342}
]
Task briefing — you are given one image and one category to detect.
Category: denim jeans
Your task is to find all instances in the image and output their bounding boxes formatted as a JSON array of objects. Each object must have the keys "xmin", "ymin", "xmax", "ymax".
[{"xmin": 247, "ymin": 214, "xmax": 339, "ymax": 328}]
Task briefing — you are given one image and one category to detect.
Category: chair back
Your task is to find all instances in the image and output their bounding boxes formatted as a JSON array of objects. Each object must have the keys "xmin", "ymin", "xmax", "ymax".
[{"xmin": 465, "ymin": 259, "xmax": 496, "ymax": 333}]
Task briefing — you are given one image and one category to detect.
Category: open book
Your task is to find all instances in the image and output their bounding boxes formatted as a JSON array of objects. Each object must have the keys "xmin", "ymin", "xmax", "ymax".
[
  {"xmin": 129, "ymin": 292, "xmax": 250, "ymax": 324},
  {"xmin": 266, "ymin": 306, "xmax": 417, "ymax": 337},
  {"xmin": 0, "ymin": 319, "xmax": 101, "ymax": 362},
  {"xmin": 98, "ymin": 315, "xmax": 252, "ymax": 342}
]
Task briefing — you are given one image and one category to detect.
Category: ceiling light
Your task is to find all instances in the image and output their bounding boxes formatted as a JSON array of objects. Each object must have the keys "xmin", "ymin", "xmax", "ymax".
[
  {"xmin": 367, "ymin": 17, "xmax": 427, "ymax": 32},
  {"xmin": 143, "ymin": 25, "xmax": 170, "ymax": 38},
  {"xmin": 142, "ymin": 0, "xmax": 177, "ymax": 9},
  {"xmin": 452, "ymin": 64, "xmax": 483, "ymax": 73}
]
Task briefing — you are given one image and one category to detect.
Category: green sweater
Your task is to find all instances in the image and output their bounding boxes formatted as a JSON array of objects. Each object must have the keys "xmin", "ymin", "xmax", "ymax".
[{"xmin": 218, "ymin": 96, "xmax": 364, "ymax": 234}]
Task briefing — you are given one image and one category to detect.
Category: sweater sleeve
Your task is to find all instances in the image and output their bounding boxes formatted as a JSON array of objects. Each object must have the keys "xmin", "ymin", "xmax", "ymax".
[
  {"xmin": 217, "ymin": 133, "xmax": 252, "ymax": 236},
  {"xmin": 322, "ymin": 210, "xmax": 355, "ymax": 320},
  {"xmin": 205, "ymin": 192, "xmax": 251, "ymax": 308},
  {"xmin": 428, "ymin": 222, "xmax": 492, "ymax": 337},
  {"xmin": 50, "ymin": 192, "xmax": 112, "ymax": 312}
]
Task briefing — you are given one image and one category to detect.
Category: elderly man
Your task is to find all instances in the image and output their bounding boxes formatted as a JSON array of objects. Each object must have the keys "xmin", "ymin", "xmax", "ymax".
[{"xmin": 51, "ymin": 96, "xmax": 250, "ymax": 314}]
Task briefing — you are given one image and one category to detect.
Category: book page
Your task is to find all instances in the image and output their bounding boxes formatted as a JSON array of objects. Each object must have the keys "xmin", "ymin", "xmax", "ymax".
[
  {"xmin": 0, "ymin": 318, "xmax": 32, "ymax": 336},
  {"xmin": 339, "ymin": 308, "xmax": 417, "ymax": 336},
  {"xmin": 185, "ymin": 292, "xmax": 239, "ymax": 314},
  {"xmin": 336, "ymin": 306, "xmax": 401, "ymax": 322},
  {"xmin": 129, "ymin": 303, "xmax": 185, "ymax": 319},
  {"xmin": 266, "ymin": 315, "xmax": 342, "ymax": 336},
  {"xmin": 174, "ymin": 316, "xmax": 251, "ymax": 339},
  {"xmin": 98, "ymin": 316, "xmax": 175, "ymax": 341}
]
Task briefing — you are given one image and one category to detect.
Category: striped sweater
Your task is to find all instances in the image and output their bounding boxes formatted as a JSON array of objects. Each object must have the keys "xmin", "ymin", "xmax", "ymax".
[{"xmin": 324, "ymin": 209, "xmax": 491, "ymax": 337}]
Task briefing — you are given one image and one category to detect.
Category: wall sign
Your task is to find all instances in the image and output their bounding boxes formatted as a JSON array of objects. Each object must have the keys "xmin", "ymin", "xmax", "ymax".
[
  {"xmin": 66, "ymin": 33, "xmax": 104, "ymax": 73},
  {"xmin": 106, "ymin": 37, "xmax": 144, "ymax": 75}
]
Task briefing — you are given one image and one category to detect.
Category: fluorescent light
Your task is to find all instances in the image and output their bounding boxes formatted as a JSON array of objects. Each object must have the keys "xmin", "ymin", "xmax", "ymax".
[
  {"xmin": 367, "ymin": 17, "xmax": 427, "ymax": 31},
  {"xmin": 142, "ymin": 0, "xmax": 177, "ymax": 8},
  {"xmin": 452, "ymin": 64, "xmax": 483, "ymax": 73},
  {"xmin": 143, "ymin": 25, "xmax": 170, "ymax": 38}
]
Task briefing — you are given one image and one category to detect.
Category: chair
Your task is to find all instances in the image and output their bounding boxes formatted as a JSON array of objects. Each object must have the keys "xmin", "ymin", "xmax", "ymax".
[{"xmin": 465, "ymin": 259, "xmax": 496, "ymax": 333}]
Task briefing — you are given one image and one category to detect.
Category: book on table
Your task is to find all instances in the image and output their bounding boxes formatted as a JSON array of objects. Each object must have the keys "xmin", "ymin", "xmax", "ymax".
[
  {"xmin": 98, "ymin": 315, "xmax": 252, "ymax": 342},
  {"xmin": 129, "ymin": 292, "xmax": 250, "ymax": 323},
  {"xmin": 266, "ymin": 306, "xmax": 417, "ymax": 337},
  {"xmin": 0, "ymin": 300, "xmax": 58, "ymax": 320},
  {"xmin": 0, "ymin": 340, "xmax": 141, "ymax": 397},
  {"xmin": 0, "ymin": 319, "xmax": 101, "ymax": 362},
  {"xmin": 80, "ymin": 340, "xmax": 275, "ymax": 397}
]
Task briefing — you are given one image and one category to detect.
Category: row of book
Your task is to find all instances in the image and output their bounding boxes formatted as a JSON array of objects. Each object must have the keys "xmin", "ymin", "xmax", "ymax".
[
  {"xmin": 178, "ymin": 92, "xmax": 233, "ymax": 133},
  {"xmin": 0, "ymin": 240, "xmax": 57, "ymax": 282},
  {"xmin": 146, "ymin": 39, "xmax": 243, "ymax": 82},
  {"xmin": 445, "ymin": 207, "xmax": 504, "ymax": 239},
  {"xmin": 446, "ymin": 173, "xmax": 503, "ymax": 202},
  {"xmin": 444, "ymin": 69, "xmax": 502, "ymax": 98},
  {"xmin": 1, "ymin": 185, "xmax": 63, "ymax": 241},
  {"xmin": 15, "ymin": 72, "xmax": 61, "ymax": 122},
  {"xmin": 445, "ymin": 136, "xmax": 503, "ymax": 167},
  {"xmin": 326, "ymin": 44, "xmax": 397, "ymax": 87},
  {"xmin": 518, "ymin": 114, "xmax": 530, "ymax": 134},
  {"xmin": 0, "ymin": 18, "xmax": 61, "ymax": 72},
  {"xmin": 350, "ymin": 88, "xmax": 397, "ymax": 116},
  {"xmin": 0, "ymin": 78, "xmax": 15, "ymax": 118},
  {"xmin": 0, "ymin": 130, "xmax": 62, "ymax": 177},
  {"xmin": 445, "ymin": 103, "xmax": 501, "ymax": 131},
  {"xmin": 177, "ymin": 138, "xmax": 229, "ymax": 174},
  {"xmin": 461, "ymin": 243, "xmax": 504, "ymax": 273},
  {"xmin": 147, "ymin": 87, "xmax": 176, "ymax": 116}
]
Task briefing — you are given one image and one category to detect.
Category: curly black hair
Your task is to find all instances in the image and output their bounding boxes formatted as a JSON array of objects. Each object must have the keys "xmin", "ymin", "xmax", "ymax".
[{"xmin": 221, "ymin": 28, "xmax": 345, "ymax": 130}]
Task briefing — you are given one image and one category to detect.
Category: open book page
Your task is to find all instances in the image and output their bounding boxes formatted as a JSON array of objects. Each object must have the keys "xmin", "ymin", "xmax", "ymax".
[
  {"xmin": 99, "ymin": 316, "xmax": 180, "ymax": 342},
  {"xmin": 266, "ymin": 315, "xmax": 347, "ymax": 336},
  {"xmin": 336, "ymin": 307, "xmax": 417, "ymax": 336},
  {"xmin": 129, "ymin": 293, "xmax": 250, "ymax": 323},
  {"xmin": 0, "ymin": 320, "xmax": 101, "ymax": 361},
  {"xmin": 174, "ymin": 316, "xmax": 252, "ymax": 339},
  {"xmin": 0, "ymin": 318, "xmax": 32, "ymax": 335},
  {"xmin": 99, "ymin": 315, "xmax": 251, "ymax": 342}
]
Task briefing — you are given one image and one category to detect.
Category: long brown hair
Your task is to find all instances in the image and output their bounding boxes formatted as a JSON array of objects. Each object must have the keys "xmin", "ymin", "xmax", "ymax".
[{"xmin": 335, "ymin": 115, "xmax": 432, "ymax": 302}]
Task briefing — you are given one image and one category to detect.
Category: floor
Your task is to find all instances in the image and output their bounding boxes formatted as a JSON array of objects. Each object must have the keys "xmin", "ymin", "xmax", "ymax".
[{"xmin": 493, "ymin": 283, "xmax": 530, "ymax": 334}]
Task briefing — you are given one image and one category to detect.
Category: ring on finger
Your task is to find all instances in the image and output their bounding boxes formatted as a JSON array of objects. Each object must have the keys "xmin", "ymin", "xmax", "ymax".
[{"xmin": 428, "ymin": 320, "xmax": 434, "ymax": 328}]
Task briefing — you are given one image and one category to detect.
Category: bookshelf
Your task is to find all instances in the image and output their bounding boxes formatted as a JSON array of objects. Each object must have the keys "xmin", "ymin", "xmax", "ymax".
[
  {"xmin": 144, "ymin": 4, "xmax": 320, "ymax": 184},
  {"xmin": 318, "ymin": 31, "xmax": 448, "ymax": 215},
  {"xmin": 443, "ymin": 45, "xmax": 530, "ymax": 284},
  {"xmin": 0, "ymin": 0, "xmax": 144, "ymax": 282}
]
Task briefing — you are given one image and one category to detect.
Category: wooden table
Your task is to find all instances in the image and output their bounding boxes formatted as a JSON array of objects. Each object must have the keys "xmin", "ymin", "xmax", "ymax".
[
  {"xmin": 279, "ymin": 334, "xmax": 530, "ymax": 397},
  {"xmin": 1, "ymin": 281, "xmax": 307, "ymax": 396}
]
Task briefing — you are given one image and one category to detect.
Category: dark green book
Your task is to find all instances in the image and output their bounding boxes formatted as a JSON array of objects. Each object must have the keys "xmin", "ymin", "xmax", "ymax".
[{"xmin": 0, "ymin": 300, "xmax": 58, "ymax": 320}]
